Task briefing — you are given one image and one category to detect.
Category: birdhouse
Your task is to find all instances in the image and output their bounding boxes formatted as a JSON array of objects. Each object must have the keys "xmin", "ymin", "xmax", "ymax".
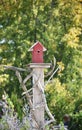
[{"xmin": 28, "ymin": 42, "xmax": 46, "ymax": 63}]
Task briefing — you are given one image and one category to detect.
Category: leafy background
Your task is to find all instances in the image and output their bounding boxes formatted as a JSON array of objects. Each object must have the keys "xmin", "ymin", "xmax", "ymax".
[{"xmin": 0, "ymin": 0, "xmax": 82, "ymax": 128}]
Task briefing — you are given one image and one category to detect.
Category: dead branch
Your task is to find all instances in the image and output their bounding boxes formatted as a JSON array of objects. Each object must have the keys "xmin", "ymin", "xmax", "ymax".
[
  {"xmin": 23, "ymin": 71, "xmax": 33, "ymax": 84},
  {"xmin": 22, "ymin": 88, "xmax": 33, "ymax": 96},
  {"xmin": 38, "ymin": 81, "xmax": 55, "ymax": 121},
  {"xmin": 45, "ymin": 66, "xmax": 60, "ymax": 87},
  {"xmin": 15, "ymin": 71, "xmax": 33, "ymax": 107},
  {"xmin": 45, "ymin": 119, "xmax": 55, "ymax": 126},
  {"xmin": 1, "ymin": 65, "xmax": 27, "ymax": 72},
  {"xmin": 45, "ymin": 57, "xmax": 56, "ymax": 78},
  {"xmin": 15, "ymin": 71, "xmax": 39, "ymax": 129}
]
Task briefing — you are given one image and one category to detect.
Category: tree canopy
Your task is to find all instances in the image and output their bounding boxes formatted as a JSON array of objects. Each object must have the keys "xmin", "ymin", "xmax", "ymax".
[{"xmin": 0, "ymin": 0, "xmax": 82, "ymax": 126}]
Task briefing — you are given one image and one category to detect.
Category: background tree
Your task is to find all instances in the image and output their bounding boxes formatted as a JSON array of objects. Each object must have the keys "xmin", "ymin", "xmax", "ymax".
[{"xmin": 0, "ymin": 0, "xmax": 82, "ymax": 126}]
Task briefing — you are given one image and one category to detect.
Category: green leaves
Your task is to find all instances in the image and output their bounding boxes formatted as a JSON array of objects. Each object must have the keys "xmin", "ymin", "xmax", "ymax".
[{"xmin": 0, "ymin": 0, "xmax": 82, "ymax": 123}]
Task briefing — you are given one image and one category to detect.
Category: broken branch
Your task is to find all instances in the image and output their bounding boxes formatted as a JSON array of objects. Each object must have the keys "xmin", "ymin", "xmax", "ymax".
[
  {"xmin": 45, "ymin": 57, "xmax": 56, "ymax": 78},
  {"xmin": 45, "ymin": 66, "xmax": 60, "ymax": 87},
  {"xmin": 1, "ymin": 65, "xmax": 27, "ymax": 72},
  {"xmin": 23, "ymin": 71, "xmax": 33, "ymax": 84}
]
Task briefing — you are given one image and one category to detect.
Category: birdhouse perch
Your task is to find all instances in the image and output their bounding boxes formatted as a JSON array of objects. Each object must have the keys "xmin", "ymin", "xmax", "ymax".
[{"xmin": 28, "ymin": 42, "xmax": 46, "ymax": 63}]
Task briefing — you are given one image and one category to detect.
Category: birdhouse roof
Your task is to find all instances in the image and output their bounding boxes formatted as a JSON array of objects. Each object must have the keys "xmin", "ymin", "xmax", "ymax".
[{"xmin": 28, "ymin": 41, "xmax": 47, "ymax": 51}]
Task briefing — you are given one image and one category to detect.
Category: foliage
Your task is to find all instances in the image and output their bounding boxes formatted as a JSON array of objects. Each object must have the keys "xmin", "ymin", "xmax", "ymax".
[
  {"xmin": 45, "ymin": 78, "xmax": 74, "ymax": 123},
  {"xmin": 0, "ymin": 96, "xmax": 30, "ymax": 130},
  {"xmin": 0, "ymin": 0, "xmax": 82, "ymax": 126},
  {"xmin": 68, "ymin": 110, "xmax": 82, "ymax": 130}
]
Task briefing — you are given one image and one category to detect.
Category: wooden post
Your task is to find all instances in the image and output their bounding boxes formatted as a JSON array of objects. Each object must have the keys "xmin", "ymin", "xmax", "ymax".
[
  {"xmin": 29, "ymin": 63, "xmax": 50, "ymax": 130},
  {"xmin": 28, "ymin": 42, "xmax": 51, "ymax": 129}
]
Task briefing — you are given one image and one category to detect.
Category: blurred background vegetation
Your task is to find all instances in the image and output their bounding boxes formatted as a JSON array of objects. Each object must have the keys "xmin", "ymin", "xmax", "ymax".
[{"xmin": 0, "ymin": 0, "xmax": 82, "ymax": 129}]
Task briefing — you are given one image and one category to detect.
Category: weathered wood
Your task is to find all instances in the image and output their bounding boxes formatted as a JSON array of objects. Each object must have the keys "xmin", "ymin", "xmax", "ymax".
[
  {"xmin": 45, "ymin": 57, "xmax": 56, "ymax": 78},
  {"xmin": 29, "ymin": 63, "xmax": 55, "ymax": 130},
  {"xmin": 45, "ymin": 67, "xmax": 60, "ymax": 87},
  {"xmin": 1, "ymin": 62, "xmax": 56, "ymax": 129},
  {"xmin": 35, "ymin": 77, "xmax": 55, "ymax": 122},
  {"xmin": 32, "ymin": 67, "xmax": 44, "ymax": 130},
  {"xmin": 28, "ymin": 63, "xmax": 51, "ymax": 68},
  {"xmin": 15, "ymin": 70, "xmax": 39, "ymax": 129},
  {"xmin": 1, "ymin": 65, "xmax": 27, "ymax": 71}
]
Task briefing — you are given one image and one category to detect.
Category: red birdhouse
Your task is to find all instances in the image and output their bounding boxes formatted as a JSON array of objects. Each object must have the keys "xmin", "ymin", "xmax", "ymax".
[{"xmin": 28, "ymin": 42, "xmax": 46, "ymax": 63}]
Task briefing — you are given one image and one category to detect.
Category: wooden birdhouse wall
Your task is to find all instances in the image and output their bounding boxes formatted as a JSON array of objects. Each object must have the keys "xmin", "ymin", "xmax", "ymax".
[
  {"xmin": 32, "ymin": 43, "xmax": 44, "ymax": 63},
  {"xmin": 28, "ymin": 42, "xmax": 47, "ymax": 63}
]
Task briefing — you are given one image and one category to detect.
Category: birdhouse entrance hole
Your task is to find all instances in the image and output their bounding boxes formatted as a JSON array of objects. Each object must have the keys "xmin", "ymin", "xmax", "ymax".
[{"xmin": 37, "ymin": 50, "xmax": 40, "ymax": 53}]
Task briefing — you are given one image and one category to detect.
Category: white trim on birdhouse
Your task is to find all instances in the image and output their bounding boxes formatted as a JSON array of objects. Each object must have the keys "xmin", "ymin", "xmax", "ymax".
[{"xmin": 28, "ymin": 41, "xmax": 47, "ymax": 51}]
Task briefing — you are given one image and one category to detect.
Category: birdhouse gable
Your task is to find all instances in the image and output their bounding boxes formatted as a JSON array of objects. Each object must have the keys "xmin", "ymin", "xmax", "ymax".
[{"xmin": 28, "ymin": 42, "xmax": 46, "ymax": 52}]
